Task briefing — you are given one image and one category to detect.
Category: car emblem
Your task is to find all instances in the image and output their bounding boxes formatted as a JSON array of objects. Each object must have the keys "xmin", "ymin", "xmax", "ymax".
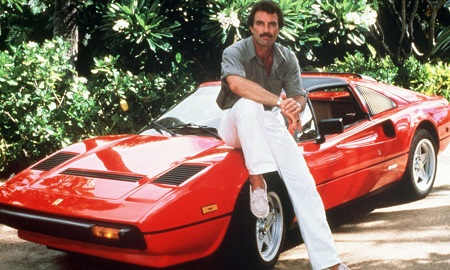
[
  {"xmin": 87, "ymin": 179, "xmax": 96, "ymax": 189},
  {"xmin": 52, "ymin": 198, "xmax": 64, "ymax": 206}
]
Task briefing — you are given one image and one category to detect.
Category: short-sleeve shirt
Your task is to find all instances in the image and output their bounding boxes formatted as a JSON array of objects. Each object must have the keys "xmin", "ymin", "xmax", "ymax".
[{"xmin": 216, "ymin": 36, "xmax": 305, "ymax": 110}]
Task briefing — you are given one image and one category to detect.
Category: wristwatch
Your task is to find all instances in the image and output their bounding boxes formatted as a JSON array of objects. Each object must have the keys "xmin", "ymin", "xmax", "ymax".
[{"xmin": 276, "ymin": 97, "xmax": 283, "ymax": 107}]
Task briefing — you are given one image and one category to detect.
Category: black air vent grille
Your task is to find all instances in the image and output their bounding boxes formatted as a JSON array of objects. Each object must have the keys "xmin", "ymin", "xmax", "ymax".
[
  {"xmin": 61, "ymin": 169, "xmax": 143, "ymax": 182},
  {"xmin": 32, "ymin": 152, "xmax": 78, "ymax": 171},
  {"xmin": 153, "ymin": 164, "xmax": 207, "ymax": 186}
]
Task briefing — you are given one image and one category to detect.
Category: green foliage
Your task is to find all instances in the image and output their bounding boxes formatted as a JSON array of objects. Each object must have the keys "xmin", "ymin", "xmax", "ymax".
[
  {"xmin": 0, "ymin": 38, "xmax": 93, "ymax": 172},
  {"xmin": 87, "ymin": 53, "xmax": 196, "ymax": 135},
  {"xmin": 0, "ymin": 37, "xmax": 197, "ymax": 175},
  {"xmin": 325, "ymin": 50, "xmax": 398, "ymax": 84},
  {"xmin": 408, "ymin": 59, "xmax": 450, "ymax": 100},
  {"xmin": 99, "ymin": 0, "xmax": 180, "ymax": 69},
  {"xmin": 325, "ymin": 52, "xmax": 450, "ymax": 101},
  {"xmin": 201, "ymin": 0, "xmax": 253, "ymax": 44},
  {"xmin": 276, "ymin": 0, "xmax": 321, "ymax": 58},
  {"xmin": 0, "ymin": 0, "xmax": 25, "ymax": 12},
  {"xmin": 317, "ymin": 0, "xmax": 378, "ymax": 46},
  {"xmin": 432, "ymin": 26, "xmax": 450, "ymax": 59},
  {"xmin": 201, "ymin": 0, "xmax": 323, "ymax": 51},
  {"xmin": 201, "ymin": 0, "xmax": 378, "ymax": 60}
]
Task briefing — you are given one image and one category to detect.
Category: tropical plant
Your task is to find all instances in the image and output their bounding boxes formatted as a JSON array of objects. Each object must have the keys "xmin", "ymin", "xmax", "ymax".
[
  {"xmin": 317, "ymin": 0, "xmax": 378, "ymax": 46},
  {"xmin": 201, "ymin": 0, "xmax": 322, "ymax": 51},
  {"xmin": 325, "ymin": 52, "xmax": 450, "ymax": 101},
  {"xmin": 201, "ymin": 0, "xmax": 253, "ymax": 44},
  {"xmin": 0, "ymin": 0, "xmax": 24, "ymax": 12},
  {"xmin": 0, "ymin": 38, "xmax": 93, "ymax": 173},
  {"xmin": 408, "ymin": 59, "xmax": 450, "ymax": 100},
  {"xmin": 202, "ymin": 0, "xmax": 378, "ymax": 60},
  {"xmin": 87, "ymin": 52, "xmax": 196, "ymax": 135},
  {"xmin": 431, "ymin": 0, "xmax": 450, "ymax": 59},
  {"xmin": 324, "ymin": 49, "xmax": 398, "ymax": 84},
  {"xmin": 99, "ymin": 0, "xmax": 180, "ymax": 70}
]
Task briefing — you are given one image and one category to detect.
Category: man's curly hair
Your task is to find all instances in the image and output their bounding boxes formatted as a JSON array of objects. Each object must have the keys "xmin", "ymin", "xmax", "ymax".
[{"xmin": 247, "ymin": 0, "xmax": 285, "ymax": 29}]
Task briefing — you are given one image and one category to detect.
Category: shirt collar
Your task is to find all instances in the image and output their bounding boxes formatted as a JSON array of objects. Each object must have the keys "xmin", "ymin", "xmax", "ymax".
[{"xmin": 246, "ymin": 36, "xmax": 286, "ymax": 68}]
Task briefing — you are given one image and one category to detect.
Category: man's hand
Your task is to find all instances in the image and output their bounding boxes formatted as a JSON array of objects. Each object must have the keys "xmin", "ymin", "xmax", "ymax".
[{"xmin": 280, "ymin": 93, "xmax": 302, "ymax": 135}]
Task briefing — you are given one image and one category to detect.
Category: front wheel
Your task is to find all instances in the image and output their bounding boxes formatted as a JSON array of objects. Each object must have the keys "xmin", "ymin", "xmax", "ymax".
[
  {"xmin": 254, "ymin": 191, "xmax": 285, "ymax": 265},
  {"xmin": 401, "ymin": 129, "xmax": 437, "ymax": 199},
  {"xmin": 219, "ymin": 175, "xmax": 293, "ymax": 270}
]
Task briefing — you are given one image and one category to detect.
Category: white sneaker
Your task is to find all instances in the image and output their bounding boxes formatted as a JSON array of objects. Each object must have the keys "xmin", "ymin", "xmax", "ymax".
[{"xmin": 249, "ymin": 180, "xmax": 269, "ymax": 218}]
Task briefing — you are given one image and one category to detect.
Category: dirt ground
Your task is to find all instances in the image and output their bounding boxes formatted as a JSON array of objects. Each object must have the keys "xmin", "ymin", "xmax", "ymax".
[{"xmin": 1, "ymin": 146, "xmax": 449, "ymax": 270}]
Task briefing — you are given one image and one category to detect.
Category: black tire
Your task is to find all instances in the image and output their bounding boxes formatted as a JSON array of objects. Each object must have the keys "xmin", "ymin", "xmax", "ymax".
[
  {"xmin": 218, "ymin": 173, "xmax": 293, "ymax": 270},
  {"xmin": 401, "ymin": 129, "xmax": 437, "ymax": 199}
]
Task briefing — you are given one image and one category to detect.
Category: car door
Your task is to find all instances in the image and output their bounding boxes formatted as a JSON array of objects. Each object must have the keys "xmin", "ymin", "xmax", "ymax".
[{"xmin": 297, "ymin": 86, "xmax": 388, "ymax": 210}]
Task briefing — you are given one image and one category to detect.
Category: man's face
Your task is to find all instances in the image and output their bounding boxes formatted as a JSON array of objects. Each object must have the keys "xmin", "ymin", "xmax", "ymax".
[{"xmin": 250, "ymin": 11, "xmax": 280, "ymax": 48}]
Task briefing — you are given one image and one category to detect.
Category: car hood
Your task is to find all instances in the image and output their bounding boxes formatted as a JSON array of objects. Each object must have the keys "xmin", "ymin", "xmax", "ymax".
[{"xmin": 0, "ymin": 134, "xmax": 229, "ymax": 225}]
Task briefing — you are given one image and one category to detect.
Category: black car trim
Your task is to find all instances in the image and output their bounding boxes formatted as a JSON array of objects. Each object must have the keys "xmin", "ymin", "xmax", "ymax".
[
  {"xmin": 31, "ymin": 152, "xmax": 79, "ymax": 171},
  {"xmin": 143, "ymin": 213, "xmax": 232, "ymax": 235},
  {"xmin": 153, "ymin": 164, "xmax": 208, "ymax": 186},
  {"xmin": 0, "ymin": 204, "xmax": 146, "ymax": 250},
  {"xmin": 61, "ymin": 169, "xmax": 143, "ymax": 182}
]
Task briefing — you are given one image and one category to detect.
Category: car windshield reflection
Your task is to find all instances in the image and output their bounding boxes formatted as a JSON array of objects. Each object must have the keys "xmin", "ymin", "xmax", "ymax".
[{"xmin": 140, "ymin": 85, "xmax": 222, "ymax": 136}]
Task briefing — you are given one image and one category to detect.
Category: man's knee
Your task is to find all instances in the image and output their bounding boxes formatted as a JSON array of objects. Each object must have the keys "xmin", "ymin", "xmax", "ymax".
[{"xmin": 233, "ymin": 99, "xmax": 264, "ymax": 121}]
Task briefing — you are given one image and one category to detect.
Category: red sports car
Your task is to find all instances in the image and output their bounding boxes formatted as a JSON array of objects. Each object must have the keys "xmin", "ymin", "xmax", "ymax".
[{"xmin": 1, "ymin": 72, "xmax": 449, "ymax": 269}]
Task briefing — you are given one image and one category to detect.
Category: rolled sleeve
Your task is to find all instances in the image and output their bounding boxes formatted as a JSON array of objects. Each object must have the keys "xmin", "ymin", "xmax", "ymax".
[
  {"xmin": 283, "ymin": 51, "xmax": 306, "ymax": 98},
  {"xmin": 217, "ymin": 45, "xmax": 248, "ymax": 110},
  {"xmin": 220, "ymin": 46, "xmax": 246, "ymax": 81}
]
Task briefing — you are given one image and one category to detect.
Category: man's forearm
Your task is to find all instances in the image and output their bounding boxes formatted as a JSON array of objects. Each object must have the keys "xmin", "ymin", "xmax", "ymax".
[{"xmin": 226, "ymin": 75, "xmax": 280, "ymax": 107}]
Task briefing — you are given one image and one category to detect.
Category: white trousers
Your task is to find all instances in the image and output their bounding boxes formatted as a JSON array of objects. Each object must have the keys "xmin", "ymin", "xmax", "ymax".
[{"xmin": 218, "ymin": 98, "xmax": 341, "ymax": 270}]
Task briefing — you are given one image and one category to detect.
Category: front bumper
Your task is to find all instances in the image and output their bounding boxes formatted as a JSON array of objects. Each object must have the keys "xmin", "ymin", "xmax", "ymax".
[{"xmin": 0, "ymin": 204, "xmax": 146, "ymax": 250}]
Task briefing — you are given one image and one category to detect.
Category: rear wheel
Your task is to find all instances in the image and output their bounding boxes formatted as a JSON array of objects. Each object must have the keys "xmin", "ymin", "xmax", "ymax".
[
  {"xmin": 219, "ymin": 174, "xmax": 293, "ymax": 270},
  {"xmin": 401, "ymin": 129, "xmax": 437, "ymax": 199}
]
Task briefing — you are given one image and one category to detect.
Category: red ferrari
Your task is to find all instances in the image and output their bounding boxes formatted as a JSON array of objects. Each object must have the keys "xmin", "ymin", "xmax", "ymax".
[{"xmin": 1, "ymin": 72, "xmax": 450, "ymax": 269}]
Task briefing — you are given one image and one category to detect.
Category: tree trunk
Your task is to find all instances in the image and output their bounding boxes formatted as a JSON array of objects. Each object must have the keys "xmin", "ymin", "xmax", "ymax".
[{"xmin": 53, "ymin": 0, "xmax": 79, "ymax": 67}]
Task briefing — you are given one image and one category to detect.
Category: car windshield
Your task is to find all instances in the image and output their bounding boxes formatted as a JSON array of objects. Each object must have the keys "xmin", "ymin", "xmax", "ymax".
[{"xmin": 154, "ymin": 85, "xmax": 222, "ymax": 130}]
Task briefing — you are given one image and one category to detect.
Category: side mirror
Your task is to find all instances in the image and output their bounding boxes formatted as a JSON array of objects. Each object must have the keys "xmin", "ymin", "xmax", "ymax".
[{"xmin": 315, "ymin": 118, "xmax": 344, "ymax": 144}]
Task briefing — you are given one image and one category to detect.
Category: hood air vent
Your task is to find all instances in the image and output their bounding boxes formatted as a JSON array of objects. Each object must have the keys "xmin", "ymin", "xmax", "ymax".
[
  {"xmin": 153, "ymin": 164, "xmax": 208, "ymax": 186},
  {"xmin": 61, "ymin": 169, "xmax": 143, "ymax": 182},
  {"xmin": 32, "ymin": 152, "xmax": 78, "ymax": 171}
]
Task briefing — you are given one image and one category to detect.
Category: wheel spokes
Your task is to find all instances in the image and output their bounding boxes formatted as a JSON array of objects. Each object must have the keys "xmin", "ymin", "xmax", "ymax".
[
  {"xmin": 255, "ymin": 191, "xmax": 284, "ymax": 262},
  {"xmin": 413, "ymin": 140, "xmax": 436, "ymax": 190}
]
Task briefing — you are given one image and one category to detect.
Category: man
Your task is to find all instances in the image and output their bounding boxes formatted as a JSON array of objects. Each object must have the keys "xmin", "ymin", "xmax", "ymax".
[{"xmin": 216, "ymin": 1, "xmax": 349, "ymax": 270}]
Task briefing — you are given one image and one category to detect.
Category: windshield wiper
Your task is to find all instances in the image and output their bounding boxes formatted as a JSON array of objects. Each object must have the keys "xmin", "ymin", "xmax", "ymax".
[
  {"xmin": 171, "ymin": 123, "xmax": 221, "ymax": 139},
  {"xmin": 139, "ymin": 121, "xmax": 177, "ymax": 136}
]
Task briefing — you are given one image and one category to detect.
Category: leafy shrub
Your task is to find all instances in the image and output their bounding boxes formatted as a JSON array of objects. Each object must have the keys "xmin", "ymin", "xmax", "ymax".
[
  {"xmin": 87, "ymin": 53, "xmax": 196, "ymax": 135},
  {"xmin": 98, "ymin": 0, "xmax": 180, "ymax": 71},
  {"xmin": 0, "ymin": 38, "xmax": 197, "ymax": 176},
  {"xmin": 324, "ymin": 52, "xmax": 450, "ymax": 101},
  {"xmin": 0, "ymin": 38, "xmax": 93, "ymax": 174},
  {"xmin": 324, "ymin": 51, "xmax": 398, "ymax": 84},
  {"xmin": 408, "ymin": 59, "xmax": 450, "ymax": 100}
]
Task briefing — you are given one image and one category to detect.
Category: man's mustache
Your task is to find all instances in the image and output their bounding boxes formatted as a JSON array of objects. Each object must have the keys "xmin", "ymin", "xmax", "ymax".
[{"xmin": 259, "ymin": 33, "xmax": 273, "ymax": 38}]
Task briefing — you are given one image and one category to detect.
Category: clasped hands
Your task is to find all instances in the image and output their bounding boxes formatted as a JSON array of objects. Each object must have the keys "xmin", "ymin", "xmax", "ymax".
[{"xmin": 279, "ymin": 93, "xmax": 302, "ymax": 135}]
